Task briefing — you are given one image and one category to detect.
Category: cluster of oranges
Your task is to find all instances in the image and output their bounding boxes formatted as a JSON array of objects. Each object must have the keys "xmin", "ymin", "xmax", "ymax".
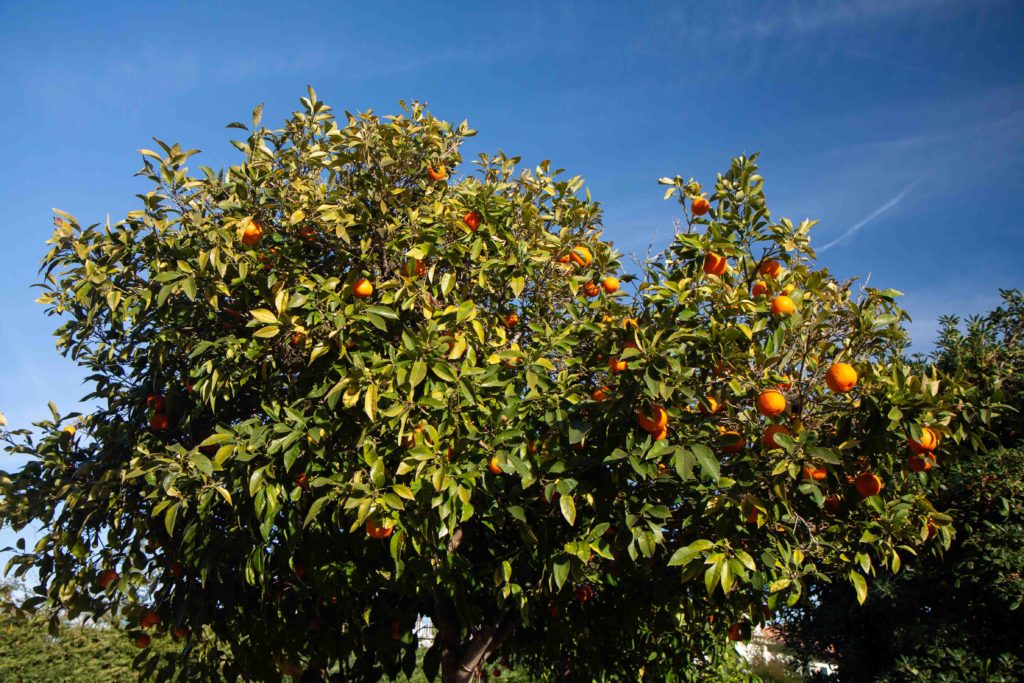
[
  {"xmin": 908, "ymin": 427, "xmax": 939, "ymax": 472},
  {"xmin": 147, "ymin": 393, "xmax": 170, "ymax": 432}
]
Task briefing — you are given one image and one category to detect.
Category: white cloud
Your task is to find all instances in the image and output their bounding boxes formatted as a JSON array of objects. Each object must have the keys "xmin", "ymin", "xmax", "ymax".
[{"xmin": 817, "ymin": 180, "xmax": 919, "ymax": 252}]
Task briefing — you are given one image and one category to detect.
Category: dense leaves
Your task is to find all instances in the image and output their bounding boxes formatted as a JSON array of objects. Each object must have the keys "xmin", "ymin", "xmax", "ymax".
[
  {"xmin": 0, "ymin": 92, "xmax": 992, "ymax": 682},
  {"xmin": 779, "ymin": 292, "xmax": 1024, "ymax": 682}
]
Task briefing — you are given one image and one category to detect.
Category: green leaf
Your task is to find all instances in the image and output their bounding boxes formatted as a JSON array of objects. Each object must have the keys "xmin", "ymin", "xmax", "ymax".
[
  {"xmin": 250, "ymin": 308, "xmax": 279, "ymax": 324},
  {"xmin": 690, "ymin": 444, "xmax": 720, "ymax": 481},
  {"xmin": 304, "ymin": 496, "xmax": 329, "ymax": 528},
  {"xmin": 559, "ymin": 495, "xmax": 577, "ymax": 526},
  {"xmin": 850, "ymin": 570, "xmax": 868, "ymax": 605},
  {"xmin": 553, "ymin": 559, "xmax": 570, "ymax": 589}
]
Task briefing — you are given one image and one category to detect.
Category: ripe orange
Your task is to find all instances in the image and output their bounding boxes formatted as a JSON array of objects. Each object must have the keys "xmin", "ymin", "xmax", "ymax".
[
  {"xmin": 366, "ymin": 518, "xmax": 393, "ymax": 539},
  {"xmin": 719, "ymin": 430, "xmax": 744, "ymax": 454},
  {"xmin": 825, "ymin": 363, "xmax": 858, "ymax": 393},
  {"xmin": 802, "ymin": 465, "xmax": 827, "ymax": 481},
  {"xmin": 699, "ymin": 396, "xmax": 719, "ymax": 415},
  {"xmin": 758, "ymin": 259, "xmax": 782, "ymax": 278},
  {"xmin": 637, "ymin": 405, "xmax": 668, "ymax": 434},
  {"xmin": 751, "ymin": 281, "xmax": 768, "ymax": 298},
  {"xmin": 762, "ymin": 424, "xmax": 790, "ymax": 449},
  {"xmin": 290, "ymin": 331, "xmax": 306, "ymax": 347},
  {"xmin": 771, "ymin": 295, "xmax": 795, "ymax": 316},
  {"xmin": 98, "ymin": 569, "xmax": 119, "ymax": 589},
  {"xmin": 601, "ymin": 276, "xmax": 619, "ymax": 294},
  {"xmin": 462, "ymin": 211, "xmax": 482, "ymax": 231},
  {"xmin": 591, "ymin": 386, "xmax": 610, "ymax": 401},
  {"xmin": 353, "ymin": 278, "xmax": 374, "ymax": 299},
  {"xmin": 426, "ymin": 165, "xmax": 447, "ymax": 181},
  {"xmin": 298, "ymin": 225, "xmax": 317, "ymax": 243},
  {"xmin": 691, "ymin": 197, "xmax": 710, "ymax": 216},
  {"xmin": 582, "ymin": 282, "xmax": 601, "ymax": 297},
  {"xmin": 756, "ymin": 390, "xmax": 787, "ymax": 417},
  {"xmin": 295, "ymin": 472, "xmax": 310, "ymax": 491},
  {"xmin": 575, "ymin": 585, "xmax": 593, "ymax": 603},
  {"xmin": 403, "ymin": 260, "xmax": 426, "ymax": 278},
  {"xmin": 134, "ymin": 634, "xmax": 151, "ymax": 649},
  {"xmin": 727, "ymin": 622, "xmax": 745, "ymax": 641},
  {"xmin": 908, "ymin": 454, "xmax": 934, "ymax": 472},
  {"xmin": 146, "ymin": 394, "xmax": 166, "ymax": 412},
  {"xmin": 776, "ymin": 375, "xmax": 792, "ymax": 391},
  {"xmin": 569, "ymin": 245, "xmax": 593, "ymax": 268},
  {"xmin": 172, "ymin": 626, "xmax": 189, "ymax": 640},
  {"xmin": 505, "ymin": 313, "xmax": 519, "ymax": 328},
  {"xmin": 854, "ymin": 472, "xmax": 882, "ymax": 498},
  {"xmin": 652, "ymin": 427, "xmax": 668, "ymax": 441},
  {"xmin": 908, "ymin": 427, "xmax": 938, "ymax": 454},
  {"xmin": 702, "ymin": 252, "xmax": 727, "ymax": 276},
  {"xmin": 824, "ymin": 495, "xmax": 840, "ymax": 515},
  {"xmin": 608, "ymin": 356, "xmax": 627, "ymax": 374},
  {"xmin": 150, "ymin": 413, "xmax": 169, "ymax": 431},
  {"xmin": 241, "ymin": 221, "xmax": 263, "ymax": 246},
  {"xmin": 140, "ymin": 611, "xmax": 161, "ymax": 629},
  {"xmin": 488, "ymin": 457, "xmax": 503, "ymax": 475}
]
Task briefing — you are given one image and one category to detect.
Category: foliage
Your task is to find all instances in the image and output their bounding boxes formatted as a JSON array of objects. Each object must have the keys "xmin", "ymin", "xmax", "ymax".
[
  {"xmin": 929, "ymin": 289, "xmax": 1024, "ymax": 446},
  {"xmin": 779, "ymin": 292, "xmax": 1024, "ymax": 681},
  {"xmin": 0, "ymin": 581, "xmax": 174, "ymax": 682},
  {"xmin": 0, "ymin": 91, "xmax": 990, "ymax": 682},
  {"xmin": 778, "ymin": 446, "xmax": 1024, "ymax": 682}
]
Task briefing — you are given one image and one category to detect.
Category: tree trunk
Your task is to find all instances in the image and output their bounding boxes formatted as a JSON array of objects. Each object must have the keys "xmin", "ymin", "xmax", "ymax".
[{"xmin": 436, "ymin": 608, "xmax": 516, "ymax": 683}]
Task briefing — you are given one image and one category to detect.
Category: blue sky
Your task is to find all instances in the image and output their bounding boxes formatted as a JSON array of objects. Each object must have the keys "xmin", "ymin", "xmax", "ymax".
[{"xmin": 0, "ymin": 0, "xmax": 1021, "ymax": 442}]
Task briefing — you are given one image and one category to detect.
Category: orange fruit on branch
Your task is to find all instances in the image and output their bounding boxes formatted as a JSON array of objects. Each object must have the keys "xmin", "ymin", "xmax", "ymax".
[
  {"xmin": 762, "ymin": 424, "xmax": 790, "ymax": 449},
  {"xmin": 140, "ymin": 611, "xmax": 161, "ymax": 629},
  {"xmin": 854, "ymin": 472, "xmax": 883, "ymax": 498},
  {"xmin": 146, "ymin": 394, "xmax": 165, "ymax": 412},
  {"xmin": 403, "ymin": 260, "xmax": 426, "ymax": 278},
  {"xmin": 719, "ymin": 430, "xmax": 744, "ymax": 454},
  {"xmin": 601, "ymin": 276, "xmax": 619, "ymax": 294},
  {"xmin": 758, "ymin": 259, "xmax": 782, "ymax": 278},
  {"xmin": 691, "ymin": 197, "xmax": 710, "ymax": 216},
  {"xmin": 504, "ymin": 312, "xmax": 519, "ymax": 328},
  {"xmin": 802, "ymin": 465, "xmax": 827, "ymax": 481},
  {"xmin": 702, "ymin": 252, "xmax": 727, "ymax": 276},
  {"xmin": 825, "ymin": 363, "xmax": 858, "ymax": 393},
  {"xmin": 98, "ymin": 569, "xmax": 119, "ymax": 589},
  {"xmin": 908, "ymin": 454, "xmax": 934, "ymax": 472},
  {"xmin": 366, "ymin": 518, "xmax": 394, "ymax": 539},
  {"xmin": 771, "ymin": 295, "xmax": 795, "ymax": 316},
  {"xmin": 756, "ymin": 390, "xmax": 787, "ymax": 417},
  {"xmin": 488, "ymin": 457, "xmax": 503, "ymax": 475},
  {"xmin": 241, "ymin": 220, "xmax": 263, "ymax": 246},
  {"xmin": 462, "ymin": 210, "xmax": 482, "ymax": 231},
  {"xmin": 134, "ymin": 634, "xmax": 151, "ymax": 649},
  {"xmin": 426, "ymin": 165, "xmax": 447, "ymax": 181},
  {"xmin": 581, "ymin": 281, "xmax": 600, "ymax": 298},
  {"xmin": 150, "ymin": 413, "xmax": 169, "ymax": 431},
  {"xmin": 352, "ymin": 278, "xmax": 374, "ymax": 299},
  {"xmin": 908, "ymin": 427, "xmax": 938, "ymax": 454},
  {"xmin": 751, "ymin": 281, "xmax": 768, "ymax": 298},
  {"xmin": 569, "ymin": 245, "xmax": 593, "ymax": 268},
  {"xmin": 637, "ymin": 404, "xmax": 668, "ymax": 434}
]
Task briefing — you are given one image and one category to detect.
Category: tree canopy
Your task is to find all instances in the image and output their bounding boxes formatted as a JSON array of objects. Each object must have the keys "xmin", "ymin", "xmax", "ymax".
[{"xmin": 0, "ymin": 90, "xmax": 996, "ymax": 682}]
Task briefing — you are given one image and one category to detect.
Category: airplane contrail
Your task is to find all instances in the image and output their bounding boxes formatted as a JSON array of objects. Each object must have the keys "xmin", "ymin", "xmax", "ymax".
[{"xmin": 818, "ymin": 180, "xmax": 920, "ymax": 252}]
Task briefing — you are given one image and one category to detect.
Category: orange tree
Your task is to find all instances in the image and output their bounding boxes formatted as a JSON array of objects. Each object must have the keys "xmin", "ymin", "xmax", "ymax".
[{"xmin": 0, "ymin": 92, "xmax": 991, "ymax": 682}]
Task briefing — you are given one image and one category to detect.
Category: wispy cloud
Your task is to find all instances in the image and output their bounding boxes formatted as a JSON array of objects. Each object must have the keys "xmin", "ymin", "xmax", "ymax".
[
  {"xmin": 720, "ymin": 0, "xmax": 1004, "ymax": 40},
  {"xmin": 818, "ymin": 180, "xmax": 920, "ymax": 252}
]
